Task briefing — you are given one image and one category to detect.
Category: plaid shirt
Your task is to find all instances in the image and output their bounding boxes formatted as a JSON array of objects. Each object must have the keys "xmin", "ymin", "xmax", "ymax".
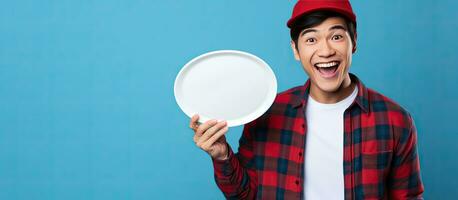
[{"xmin": 212, "ymin": 74, "xmax": 424, "ymax": 199}]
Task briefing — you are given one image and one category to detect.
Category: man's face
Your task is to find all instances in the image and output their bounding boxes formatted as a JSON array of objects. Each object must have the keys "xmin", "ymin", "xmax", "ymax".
[{"xmin": 291, "ymin": 17, "xmax": 355, "ymax": 94}]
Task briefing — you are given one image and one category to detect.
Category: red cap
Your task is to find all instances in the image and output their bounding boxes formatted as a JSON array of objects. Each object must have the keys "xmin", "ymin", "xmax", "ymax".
[{"xmin": 287, "ymin": 0, "xmax": 356, "ymax": 28}]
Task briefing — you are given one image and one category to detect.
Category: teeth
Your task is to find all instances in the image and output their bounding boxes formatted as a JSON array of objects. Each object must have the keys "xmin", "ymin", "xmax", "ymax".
[{"xmin": 315, "ymin": 62, "xmax": 339, "ymax": 68}]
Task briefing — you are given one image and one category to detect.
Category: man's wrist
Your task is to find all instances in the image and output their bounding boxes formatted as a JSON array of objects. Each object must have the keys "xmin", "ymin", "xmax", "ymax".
[{"xmin": 212, "ymin": 143, "xmax": 231, "ymax": 162}]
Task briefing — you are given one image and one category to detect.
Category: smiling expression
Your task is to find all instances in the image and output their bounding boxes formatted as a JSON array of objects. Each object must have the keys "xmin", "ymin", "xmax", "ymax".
[{"xmin": 291, "ymin": 17, "xmax": 356, "ymax": 103}]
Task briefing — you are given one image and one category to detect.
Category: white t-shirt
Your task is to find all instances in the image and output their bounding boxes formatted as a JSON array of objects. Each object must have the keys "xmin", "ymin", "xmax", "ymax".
[{"xmin": 304, "ymin": 86, "xmax": 358, "ymax": 200}]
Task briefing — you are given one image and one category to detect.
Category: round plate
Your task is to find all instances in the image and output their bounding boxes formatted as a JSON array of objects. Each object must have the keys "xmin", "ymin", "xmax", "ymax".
[{"xmin": 174, "ymin": 50, "xmax": 277, "ymax": 127}]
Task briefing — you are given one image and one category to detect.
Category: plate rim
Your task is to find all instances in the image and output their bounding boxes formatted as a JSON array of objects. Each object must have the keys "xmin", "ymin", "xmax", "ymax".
[{"xmin": 174, "ymin": 49, "xmax": 277, "ymax": 127}]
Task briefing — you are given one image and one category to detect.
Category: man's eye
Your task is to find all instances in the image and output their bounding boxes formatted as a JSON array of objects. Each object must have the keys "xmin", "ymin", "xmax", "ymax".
[
  {"xmin": 306, "ymin": 38, "xmax": 315, "ymax": 43},
  {"xmin": 332, "ymin": 35, "xmax": 343, "ymax": 40}
]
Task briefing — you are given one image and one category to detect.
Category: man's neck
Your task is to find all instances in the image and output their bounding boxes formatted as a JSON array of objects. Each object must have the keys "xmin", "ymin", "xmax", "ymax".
[{"xmin": 309, "ymin": 74, "xmax": 355, "ymax": 104}]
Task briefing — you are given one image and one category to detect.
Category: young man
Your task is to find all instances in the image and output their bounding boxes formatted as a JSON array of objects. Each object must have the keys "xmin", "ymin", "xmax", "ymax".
[{"xmin": 190, "ymin": 0, "xmax": 424, "ymax": 199}]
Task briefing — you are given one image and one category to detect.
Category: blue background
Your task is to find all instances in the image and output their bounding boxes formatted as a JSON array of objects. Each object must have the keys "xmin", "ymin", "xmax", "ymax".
[{"xmin": 1, "ymin": 0, "xmax": 457, "ymax": 199}]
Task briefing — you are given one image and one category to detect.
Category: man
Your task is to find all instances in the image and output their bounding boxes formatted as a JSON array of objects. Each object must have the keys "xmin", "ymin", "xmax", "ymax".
[{"xmin": 190, "ymin": 0, "xmax": 424, "ymax": 199}]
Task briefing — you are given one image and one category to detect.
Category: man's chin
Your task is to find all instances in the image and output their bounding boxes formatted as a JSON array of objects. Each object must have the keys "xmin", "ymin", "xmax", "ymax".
[{"xmin": 317, "ymin": 84, "xmax": 342, "ymax": 94}]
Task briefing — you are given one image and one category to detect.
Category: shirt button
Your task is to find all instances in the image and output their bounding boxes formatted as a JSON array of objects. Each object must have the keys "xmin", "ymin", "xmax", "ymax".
[
  {"xmin": 295, "ymin": 180, "xmax": 300, "ymax": 185},
  {"xmin": 301, "ymin": 123, "xmax": 305, "ymax": 129},
  {"xmin": 298, "ymin": 152, "xmax": 302, "ymax": 157}
]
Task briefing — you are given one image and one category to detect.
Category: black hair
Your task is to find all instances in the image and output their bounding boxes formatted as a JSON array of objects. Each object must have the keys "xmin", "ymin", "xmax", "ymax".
[{"xmin": 290, "ymin": 10, "xmax": 356, "ymax": 50}]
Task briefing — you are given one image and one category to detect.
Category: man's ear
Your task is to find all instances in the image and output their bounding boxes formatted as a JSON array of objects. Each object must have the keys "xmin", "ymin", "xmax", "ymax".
[
  {"xmin": 291, "ymin": 41, "xmax": 300, "ymax": 61},
  {"xmin": 352, "ymin": 41, "xmax": 357, "ymax": 53}
]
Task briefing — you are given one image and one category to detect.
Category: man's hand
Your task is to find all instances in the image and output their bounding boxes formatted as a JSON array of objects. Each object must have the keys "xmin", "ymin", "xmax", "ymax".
[{"xmin": 190, "ymin": 114, "xmax": 229, "ymax": 161}]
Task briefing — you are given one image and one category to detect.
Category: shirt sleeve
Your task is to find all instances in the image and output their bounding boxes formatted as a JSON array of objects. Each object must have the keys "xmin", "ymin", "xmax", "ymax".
[
  {"xmin": 212, "ymin": 120, "xmax": 258, "ymax": 199},
  {"xmin": 388, "ymin": 114, "xmax": 425, "ymax": 199}
]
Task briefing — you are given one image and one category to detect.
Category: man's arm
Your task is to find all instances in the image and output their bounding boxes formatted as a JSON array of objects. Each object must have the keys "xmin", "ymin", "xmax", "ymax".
[
  {"xmin": 212, "ymin": 120, "xmax": 258, "ymax": 199},
  {"xmin": 388, "ymin": 114, "xmax": 424, "ymax": 199}
]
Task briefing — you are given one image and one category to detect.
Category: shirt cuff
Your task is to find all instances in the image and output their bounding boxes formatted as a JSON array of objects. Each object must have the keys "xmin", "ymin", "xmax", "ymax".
[{"xmin": 212, "ymin": 144, "xmax": 237, "ymax": 177}]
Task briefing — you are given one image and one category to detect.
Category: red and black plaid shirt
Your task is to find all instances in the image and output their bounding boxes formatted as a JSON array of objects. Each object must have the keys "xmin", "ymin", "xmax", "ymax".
[{"xmin": 212, "ymin": 74, "xmax": 424, "ymax": 199}]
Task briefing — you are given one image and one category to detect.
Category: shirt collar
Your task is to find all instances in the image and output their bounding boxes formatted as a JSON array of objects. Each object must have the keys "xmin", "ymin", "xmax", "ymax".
[{"xmin": 290, "ymin": 73, "xmax": 370, "ymax": 113}]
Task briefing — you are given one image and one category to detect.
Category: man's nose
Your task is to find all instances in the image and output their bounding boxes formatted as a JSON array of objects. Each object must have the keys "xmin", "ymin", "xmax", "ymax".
[{"xmin": 317, "ymin": 40, "xmax": 336, "ymax": 58}]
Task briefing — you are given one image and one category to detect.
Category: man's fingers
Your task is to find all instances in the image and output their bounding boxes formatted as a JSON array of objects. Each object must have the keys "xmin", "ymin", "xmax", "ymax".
[
  {"xmin": 200, "ymin": 126, "xmax": 229, "ymax": 150},
  {"xmin": 189, "ymin": 114, "xmax": 200, "ymax": 130},
  {"xmin": 197, "ymin": 121, "xmax": 227, "ymax": 145},
  {"xmin": 195, "ymin": 119, "xmax": 217, "ymax": 137}
]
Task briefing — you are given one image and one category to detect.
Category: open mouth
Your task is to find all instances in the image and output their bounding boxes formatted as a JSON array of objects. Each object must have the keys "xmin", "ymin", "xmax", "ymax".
[{"xmin": 314, "ymin": 61, "xmax": 340, "ymax": 78}]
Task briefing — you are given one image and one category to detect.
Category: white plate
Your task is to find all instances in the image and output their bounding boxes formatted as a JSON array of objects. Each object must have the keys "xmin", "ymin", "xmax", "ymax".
[{"xmin": 174, "ymin": 50, "xmax": 277, "ymax": 127}]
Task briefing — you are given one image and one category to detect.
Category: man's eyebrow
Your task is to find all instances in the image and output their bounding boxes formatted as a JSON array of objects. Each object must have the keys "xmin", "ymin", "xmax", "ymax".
[
  {"xmin": 300, "ymin": 25, "xmax": 347, "ymax": 36},
  {"xmin": 300, "ymin": 29, "xmax": 317, "ymax": 36},
  {"xmin": 329, "ymin": 24, "xmax": 347, "ymax": 31}
]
